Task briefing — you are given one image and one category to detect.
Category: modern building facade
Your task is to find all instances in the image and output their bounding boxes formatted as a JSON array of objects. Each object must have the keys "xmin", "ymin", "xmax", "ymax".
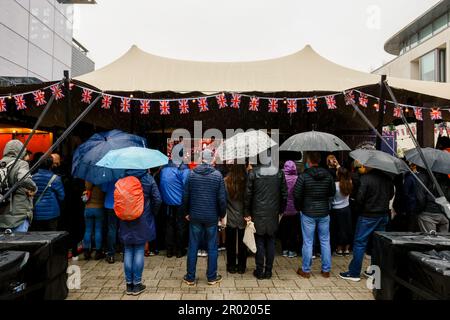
[{"xmin": 0, "ymin": 0, "xmax": 95, "ymax": 85}]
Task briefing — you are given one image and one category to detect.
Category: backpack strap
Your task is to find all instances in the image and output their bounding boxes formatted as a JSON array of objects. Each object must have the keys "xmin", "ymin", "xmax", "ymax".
[{"xmin": 35, "ymin": 174, "xmax": 57, "ymax": 206}]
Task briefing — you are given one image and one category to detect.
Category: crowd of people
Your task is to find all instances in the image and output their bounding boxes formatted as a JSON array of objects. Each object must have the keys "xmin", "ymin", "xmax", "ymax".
[{"xmin": 0, "ymin": 136, "xmax": 449, "ymax": 296}]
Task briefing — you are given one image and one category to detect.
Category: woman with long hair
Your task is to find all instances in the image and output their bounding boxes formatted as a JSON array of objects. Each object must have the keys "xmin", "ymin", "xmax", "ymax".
[
  {"xmin": 331, "ymin": 167, "xmax": 353, "ymax": 256},
  {"xmin": 224, "ymin": 164, "xmax": 248, "ymax": 274}
]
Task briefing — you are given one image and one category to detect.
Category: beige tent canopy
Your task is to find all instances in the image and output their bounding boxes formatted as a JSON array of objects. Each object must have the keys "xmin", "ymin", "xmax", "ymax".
[{"xmin": 76, "ymin": 45, "xmax": 450, "ymax": 101}]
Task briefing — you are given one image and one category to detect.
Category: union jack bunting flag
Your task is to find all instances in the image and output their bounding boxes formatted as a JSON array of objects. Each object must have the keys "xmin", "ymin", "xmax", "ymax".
[
  {"xmin": 140, "ymin": 100, "xmax": 150, "ymax": 115},
  {"xmin": 50, "ymin": 85, "xmax": 64, "ymax": 100},
  {"xmin": 179, "ymin": 99, "xmax": 189, "ymax": 114},
  {"xmin": 198, "ymin": 98, "xmax": 209, "ymax": 112},
  {"xmin": 101, "ymin": 95, "xmax": 112, "ymax": 109},
  {"xmin": 120, "ymin": 98, "xmax": 131, "ymax": 113},
  {"xmin": 430, "ymin": 108, "xmax": 442, "ymax": 120},
  {"xmin": 287, "ymin": 99, "xmax": 297, "ymax": 113},
  {"xmin": 325, "ymin": 95, "xmax": 337, "ymax": 110},
  {"xmin": 33, "ymin": 90, "xmax": 46, "ymax": 106},
  {"xmin": 414, "ymin": 107, "xmax": 423, "ymax": 121},
  {"xmin": 358, "ymin": 93, "xmax": 368, "ymax": 107},
  {"xmin": 306, "ymin": 98, "xmax": 317, "ymax": 112},
  {"xmin": 344, "ymin": 91, "xmax": 355, "ymax": 105},
  {"xmin": 0, "ymin": 98, "xmax": 6, "ymax": 112},
  {"xmin": 216, "ymin": 93, "xmax": 228, "ymax": 109},
  {"xmin": 160, "ymin": 100, "xmax": 170, "ymax": 115},
  {"xmin": 15, "ymin": 95, "xmax": 27, "ymax": 110},
  {"xmin": 249, "ymin": 97, "xmax": 259, "ymax": 112},
  {"xmin": 268, "ymin": 99, "xmax": 279, "ymax": 113},
  {"xmin": 230, "ymin": 93, "xmax": 241, "ymax": 109},
  {"xmin": 81, "ymin": 89, "xmax": 93, "ymax": 104},
  {"xmin": 393, "ymin": 106, "xmax": 402, "ymax": 118}
]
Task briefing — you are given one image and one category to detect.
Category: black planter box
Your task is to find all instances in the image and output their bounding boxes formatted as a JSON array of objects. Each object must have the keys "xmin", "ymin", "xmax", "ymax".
[{"xmin": 0, "ymin": 251, "xmax": 29, "ymax": 299}]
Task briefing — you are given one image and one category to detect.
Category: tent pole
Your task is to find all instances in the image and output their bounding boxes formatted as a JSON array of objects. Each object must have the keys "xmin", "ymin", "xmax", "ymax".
[
  {"xmin": 376, "ymin": 74, "xmax": 387, "ymax": 150},
  {"xmin": 64, "ymin": 70, "xmax": 72, "ymax": 159}
]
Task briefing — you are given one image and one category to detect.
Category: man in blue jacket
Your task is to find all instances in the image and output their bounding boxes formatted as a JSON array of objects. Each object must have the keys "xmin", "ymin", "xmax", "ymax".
[
  {"xmin": 31, "ymin": 156, "xmax": 65, "ymax": 231},
  {"xmin": 183, "ymin": 149, "xmax": 226, "ymax": 286},
  {"xmin": 159, "ymin": 153, "xmax": 190, "ymax": 258}
]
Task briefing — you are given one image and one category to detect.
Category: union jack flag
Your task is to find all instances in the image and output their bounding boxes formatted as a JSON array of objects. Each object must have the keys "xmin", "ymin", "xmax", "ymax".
[
  {"xmin": 268, "ymin": 99, "xmax": 279, "ymax": 113},
  {"xmin": 160, "ymin": 100, "xmax": 170, "ymax": 115},
  {"xmin": 287, "ymin": 99, "xmax": 297, "ymax": 114},
  {"xmin": 430, "ymin": 108, "xmax": 442, "ymax": 120},
  {"xmin": 81, "ymin": 89, "xmax": 93, "ymax": 104},
  {"xmin": 50, "ymin": 85, "xmax": 64, "ymax": 100},
  {"xmin": 359, "ymin": 93, "xmax": 368, "ymax": 107},
  {"xmin": 179, "ymin": 99, "xmax": 189, "ymax": 114},
  {"xmin": 414, "ymin": 107, "xmax": 423, "ymax": 121},
  {"xmin": 249, "ymin": 97, "xmax": 259, "ymax": 111},
  {"xmin": 325, "ymin": 95, "xmax": 337, "ymax": 110},
  {"xmin": 393, "ymin": 106, "xmax": 402, "ymax": 118},
  {"xmin": 101, "ymin": 95, "xmax": 112, "ymax": 109},
  {"xmin": 0, "ymin": 98, "xmax": 6, "ymax": 112},
  {"xmin": 216, "ymin": 93, "xmax": 228, "ymax": 109},
  {"xmin": 33, "ymin": 90, "xmax": 46, "ymax": 106},
  {"xmin": 140, "ymin": 100, "xmax": 150, "ymax": 115},
  {"xmin": 231, "ymin": 93, "xmax": 241, "ymax": 109},
  {"xmin": 120, "ymin": 98, "xmax": 131, "ymax": 113},
  {"xmin": 15, "ymin": 95, "xmax": 27, "ymax": 110},
  {"xmin": 198, "ymin": 98, "xmax": 209, "ymax": 112},
  {"xmin": 306, "ymin": 98, "xmax": 317, "ymax": 112},
  {"xmin": 344, "ymin": 91, "xmax": 355, "ymax": 105}
]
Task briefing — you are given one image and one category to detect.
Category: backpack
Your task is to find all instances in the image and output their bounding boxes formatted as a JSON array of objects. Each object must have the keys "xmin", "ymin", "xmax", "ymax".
[
  {"xmin": 0, "ymin": 161, "xmax": 15, "ymax": 209},
  {"xmin": 114, "ymin": 176, "xmax": 144, "ymax": 221}
]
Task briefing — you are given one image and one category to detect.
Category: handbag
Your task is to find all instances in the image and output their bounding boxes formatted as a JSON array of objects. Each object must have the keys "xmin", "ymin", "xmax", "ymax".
[{"xmin": 243, "ymin": 221, "xmax": 257, "ymax": 253}]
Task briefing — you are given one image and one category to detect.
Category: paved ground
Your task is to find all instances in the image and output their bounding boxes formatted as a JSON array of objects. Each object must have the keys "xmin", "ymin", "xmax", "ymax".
[{"xmin": 67, "ymin": 251, "xmax": 374, "ymax": 300}]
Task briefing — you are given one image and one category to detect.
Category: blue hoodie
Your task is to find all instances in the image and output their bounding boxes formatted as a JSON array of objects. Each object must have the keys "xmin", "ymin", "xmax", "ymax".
[{"xmin": 159, "ymin": 161, "xmax": 190, "ymax": 206}]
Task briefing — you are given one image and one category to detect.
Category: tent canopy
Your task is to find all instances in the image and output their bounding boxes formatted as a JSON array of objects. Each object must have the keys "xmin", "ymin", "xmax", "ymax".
[{"xmin": 75, "ymin": 44, "xmax": 450, "ymax": 101}]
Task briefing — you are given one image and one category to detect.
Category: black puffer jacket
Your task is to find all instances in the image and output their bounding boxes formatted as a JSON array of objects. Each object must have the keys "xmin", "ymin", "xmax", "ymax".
[
  {"xmin": 356, "ymin": 169, "xmax": 395, "ymax": 217},
  {"xmin": 294, "ymin": 167, "xmax": 335, "ymax": 218},
  {"xmin": 244, "ymin": 165, "xmax": 288, "ymax": 236},
  {"xmin": 416, "ymin": 172, "xmax": 450, "ymax": 215}
]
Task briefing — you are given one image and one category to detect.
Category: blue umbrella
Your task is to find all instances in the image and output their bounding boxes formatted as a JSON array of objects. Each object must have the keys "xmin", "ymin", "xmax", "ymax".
[
  {"xmin": 72, "ymin": 130, "xmax": 147, "ymax": 185},
  {"xmin": 96, "ymin": 147, "xmax": 169, "ymax": 170}
]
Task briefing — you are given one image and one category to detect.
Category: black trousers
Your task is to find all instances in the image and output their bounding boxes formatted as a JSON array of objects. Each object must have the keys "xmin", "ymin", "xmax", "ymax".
[
  {"xmin": 279, "ymin": 214, "xmax": 299, "ymax": 252},
  {"xmin": 255, "ymin": 234, "xmax": 275, "ymax": 274},
  {"xmin": 30, "ymin": 218, "xmax": 58, "ymax": 231},
  {"xmin": 330, "ymin": 206, "xmax": 353, "ymax": 249},
  {"xmin": 225, "ymin": 227, "xmax": 247, "ymax": 269},
  {"xmin": 165, "ymin": 205, "xmax": 186, "ymax": 253}
]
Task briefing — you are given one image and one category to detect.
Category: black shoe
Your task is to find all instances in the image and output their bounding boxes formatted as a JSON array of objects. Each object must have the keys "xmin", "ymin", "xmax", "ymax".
[
  {"xmin": 253, "ymin": 270, "xmax": 265, "ymax": 280},
  {"xmin": 176, "ymin": 250, "xmax": 186, "ymax": 258},
  {"xmin": 264, "ymin": 271, "xmax": 272, "ymax": 279},
  {"xmin": 132, "ymin": 283, "xmax": 146, "ymax": 296},
  {"xmin": 94, "ymin": 251, "xmax": 105, "ymax": 260},
  {"xmin": 106, "ymin": 255, "xmax": 115, "ymax": 264},
  {"xmin": 227, "ymin": 266, "xmax": 237, "ymax": 274},
  {"xmin": 125, "ymin": 283, "xmax": 134, "ymax": 295},
  {"xmin": 208, "ymin": 275, "xmax": 223, "ymax": 285},
  {"xmin": 166, "ymin": 250, "xmax": 174, "ymax": 258},
  {"xmin": 83, "ymin": 249, "xmax": 91, "ymax": 261},
  {"xmin": 237, "ymin": 267, "xmax": 246, "ymax": 274}
]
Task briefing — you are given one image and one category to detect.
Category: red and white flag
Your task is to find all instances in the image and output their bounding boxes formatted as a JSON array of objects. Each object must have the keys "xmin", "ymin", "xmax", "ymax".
[
  {"xmin": 287, "ymin": 99, "xmax": 297, "ymax": 114},
  {"xmin": 306, "ymin": 98, "xmax": 317, "ymax": 112},
  {"xmin": 216, "ymin": 93, "xmax": 228, "ymax": 109},
  {"xmin": 430, "ymin": 108, "xmax": 442, "ymax": 120},
  {"xmin": 393, "ymin": 106, "xmax": 402, "ymax": 118},
  {"xmin": 231, "ymin": 93, "xmax": 241, "ymax": 109},
  {"xmin": 325, "ymin": 95, "xmax": 337, "ymax": 110},
  {"xmin": 0, "ymin": 98, "xmax": 6, "ymax": 112},
  {"xmin": 14, "ymin": 95, "xmax": 27, "ymax": 110},
  {"xmin": 344, "ymin": 91, "xmax": 355, "ymax": 105},
  {"xmin": 160, "ymin": 100, "xmax": 170, "ymax": 115},
  {"xmin": 33, "ymin": 90, "xmax": 46, "ymax": 106},
  {"xmin": 50, "ymin": 84, "xmax": 64, "ymax": 100},
  {"xmin": 249, "ymin": 97, "xmax": 259, "ymax": 112},
  {"xmin": 198, "ymin": 98, "xmax": 209, "ymax": 112},
  {"xmin": 140, "ymin": 100, "xmax": 150, "ymax": 115},
  {"xmin": 120, "ymin": 98, "xmax": 131, "ymax": 113},
  {"xmin": 414, "ymin": 107, "xmax": 423, "ymax": 121},
  {"xmin": 179, "ymin": 99, "xmax": 189, "ymax": 114},
  {"xmin": 359, "ymin": 93, "xmax": 368, "ymax": 107},
  {"xmin": 81, "ymin": 89, "xmax": 93, "ymax": 104},
  {"xmin": 268, "ymin": 99, "xmax": 279, "ymax": 113},
  {"xmin": 101, "ymin": 95, "xmax": 112, "ymax": 109}
]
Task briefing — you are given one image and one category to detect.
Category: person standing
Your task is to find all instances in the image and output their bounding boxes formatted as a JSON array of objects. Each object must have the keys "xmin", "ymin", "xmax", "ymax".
[
  {"xmin": 82, "ymin": 181, "xmax": 105, "ymax": 260},
  {"xmin": 0, "ymin": 140, "xmax": 37, "ymax": 232},
  {"xmin": 245, "ymin": 159, "xmax": 288, "ymax": 280},
  {"xmin": 31, "ymin": 156, "xmax": 65, "ymax": 231},
  {"xmin": 119, "ymin": 169, "xmax": 161, "ymax": 296},
  {"xmin": 224, "ymin": 164, "xmax": 248, "ymax": 274},
  {"xmin": 340, "ymin": 167, "xmax": 394, "ymax": 282},
  {"xmin": 183, "ymin": 149, "xmax": 226, "ymax": 286},
  {"xmin": 102, "ymin": 181, "xmax": 118, "ymax": 264},
  {"xmin": 279, "ymin": 160, "xmax": 300, "ymax": 259},
  {"xmin": 294, "ymin": 152, "xmax": 335, "ymax": 279},
  {"xmin": 330, "ymin": 167, "xmax": 353, "ymax": 256}
]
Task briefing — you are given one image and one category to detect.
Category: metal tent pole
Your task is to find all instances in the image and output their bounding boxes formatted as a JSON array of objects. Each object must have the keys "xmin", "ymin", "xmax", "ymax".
[{"xmin": 376, "ymin": 75, "xmax": 387, "ymax": 150}]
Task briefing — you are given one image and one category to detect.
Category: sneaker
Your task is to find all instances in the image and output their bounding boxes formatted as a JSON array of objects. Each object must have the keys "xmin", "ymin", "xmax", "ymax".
[
  {"xmin": 253, "ymin": 270, "xmax": 265, "ymax": 280},
  {"xmin": 149, "ymin": 251, "xmax": 156, "ymax": 256},
  {"xmin": 296, "ymin": 269, "xmax": 311, "ymax": 279},
  {"xmin": 344, "ymin": 250, "xmax": 351, "ymax": 256},
  {"xmin": 208, "ymin": 275, "xmax": 223, "ymax": 285},
  {"xmin": 321, "ymin": 271, "xmax": 331, "ymax": 278},
  {"xmin": 132, "ymin": 283, "xmax": 146, "ymax": 296},
  {"xmin": 312, "ymin": 255, "xmax": 317, "ymax": 259},
  {"xmin": 339, "ymin": 272, "xmax": 361, "ymax": 282},
  {"xmin": 201, "ymin": 250, "xmax": 208, "ymax": 257},
  {"xmin": 282, "ymin": 250, "xmax": 289, "ymax": 257},
  {"xmin": 106, "ymin": 255, "xmax": 115, "ymax": 264},
  {"xmin": 183, "ymin": 276, "xmax": 196, "ymax": 286},
  {"xmin": 335, "ymin": 250, "xmax": 344, "ymax": 257},
  {"xmin": 288, "ymin": 251, "xmax": 297, "ymax": 258},
  {"xmin": 218, "ymin": 247, "xmax": 226, "ymax": 252},
  {"xmin": 125, "ymin": 283, "xmax": 134, "ymax": 295}
]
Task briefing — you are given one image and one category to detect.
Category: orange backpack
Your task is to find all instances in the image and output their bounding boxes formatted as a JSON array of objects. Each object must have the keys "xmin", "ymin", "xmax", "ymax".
[{"xmin": 114, "ymin": 176, "xmax": 144, "ymax": 221}]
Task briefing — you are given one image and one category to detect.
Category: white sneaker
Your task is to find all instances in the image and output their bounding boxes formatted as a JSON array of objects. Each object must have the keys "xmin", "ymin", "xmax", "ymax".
[{"xmin": 72, "ymin": 256, "xmax": 79, "ymax": 261}]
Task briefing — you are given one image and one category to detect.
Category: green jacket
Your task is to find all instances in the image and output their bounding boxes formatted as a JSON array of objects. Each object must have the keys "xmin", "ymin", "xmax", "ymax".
[{"xmin": 0, "ymin": 140, "xmax": 37, "ymax": 229}]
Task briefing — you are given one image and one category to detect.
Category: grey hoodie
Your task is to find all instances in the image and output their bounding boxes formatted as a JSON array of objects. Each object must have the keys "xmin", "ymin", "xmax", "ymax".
[{"xmin": 0, "ymin": 140, "xmax": 37, "ymax": 229}]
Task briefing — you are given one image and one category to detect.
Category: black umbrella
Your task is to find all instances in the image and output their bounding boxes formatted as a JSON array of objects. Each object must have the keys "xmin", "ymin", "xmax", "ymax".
[{"xmin": 405, "ymin": 148, "xmax": 450, "ymax": 175}]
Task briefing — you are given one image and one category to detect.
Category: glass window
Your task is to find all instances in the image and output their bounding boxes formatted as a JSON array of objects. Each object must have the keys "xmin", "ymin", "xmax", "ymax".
[
  {"xmin": 419, "ymin": 24, "xmax": 433, "ymax": 42},
  {"xmin": 433, "ymin": 14, "xmax": 448, "ymax": 34},
  {"xmin": 439, "ymin": 49, "xmax": 446, "ymax": 82},
  {"xmin": 420, "ymin": 51, "xmax": 436, "ymax": 81},
  {"xmin": 410, "ymin": 33, "xmax": 419, "ymax": 48}
]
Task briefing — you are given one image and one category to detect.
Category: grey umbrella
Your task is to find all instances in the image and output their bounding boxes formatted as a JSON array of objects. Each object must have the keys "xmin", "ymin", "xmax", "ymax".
[
  {"xmin": 350, "ymin": 149, "xmax": 409, "ymax": 175},
  {"xmin": 405, "ymin": 148, "xmax": 450, "ymax": 175},
  {"xmin": 280, "ymin": 131, "xmax": 351, "ymax": 152}
]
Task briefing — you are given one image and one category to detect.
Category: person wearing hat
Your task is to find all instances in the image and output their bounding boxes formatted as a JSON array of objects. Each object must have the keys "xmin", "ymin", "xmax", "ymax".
[{"xmin": 183, "ymin": 149, "xmax": 226, "ymax": 286}]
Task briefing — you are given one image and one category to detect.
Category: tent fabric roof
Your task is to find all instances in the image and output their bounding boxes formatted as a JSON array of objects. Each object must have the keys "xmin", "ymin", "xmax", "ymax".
[{"xmin": 75, "ymin": 45, "xmax": 450, "ymax": 101}]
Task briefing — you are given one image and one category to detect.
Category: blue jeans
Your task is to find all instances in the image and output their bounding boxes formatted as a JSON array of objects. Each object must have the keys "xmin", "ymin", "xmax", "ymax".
[
  {"xmin": 124, "ymin": 244, "xmax": 145, "ymax": 285},
  {"xmin": 186, "ymin": 222, "xmax": 218, "ymax": 281},
  {"xmin": 0, "ymin": 219, "xmax": 30, "ymax": 233},
  {"xmin": 83, "ymin": 208, "xmax": 104, "ymax": 250},
  {"xmin": 301, "ymin": 214, "xmax": 332, "ymax": 273},
  {"xmin": 106, "ymin": 209, "xmax": 118, "ymax": 256},
  {"xmin": 348, "ymin": 215, "xmax": 389, "ymax": 276}
]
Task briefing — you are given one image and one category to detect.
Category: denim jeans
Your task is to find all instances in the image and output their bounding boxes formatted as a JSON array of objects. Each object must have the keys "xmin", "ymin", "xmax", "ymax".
[
  {"xmin": 0, "ymin": 219, "xmax": 30, "ymax": 233},
  {"xmin": 83, "ymin": 208, "xmax": 104, "ymax": 250},
  {"xmin": 124, "ymin": 244, "xmax": 145, "ymax": 285},
  {"xmin": 348, "ymin": 215, "xmax": 389, "ymax": 277},
  {"xmin": 301, "ymin": 214, "xmax": 332, "ymax": 273},
  {"xmin": 186, "ymin": 222, "xmax": 218, "ymax": 281},
  {"xmin": 255, "ymin": 234, "xmax": 275, "ymax": 275},
  {"xmin": 106, "ymin": 209, "xmax": 118, "ymax": 256}
]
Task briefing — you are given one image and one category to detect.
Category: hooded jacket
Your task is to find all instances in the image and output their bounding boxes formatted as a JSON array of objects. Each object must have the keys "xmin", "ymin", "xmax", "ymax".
[
  {"xmin": 159, "ymin": 161, "xmax": 190, "ymax": 206},
  {"xmin": 283, "ymin": 161, "xmax": 299, "ymax": 216},
  {"xmin": 119, "ymin": 170, "xmax": 162, "ymax": 245},
  {"xmin": 183, "ymin": 164, "xmax": 227, "ymax": 226},
  {"xmin": 32, "ymin": 169, "xmax": 65, "ymax": 221},
  {"xmin": 294, "ymin": 166, "xmax": 336, "ymax": 218},
  {"xmin": 0, "ymin": 140, "xmax": 37, "ymax": 229},
  {"xmin": 244, "ymin": 165, "xmax": 288, "ymax": 236},
  {"xmin": 416, "ymin": 172, "xmax": 450, "ymax": 216}
]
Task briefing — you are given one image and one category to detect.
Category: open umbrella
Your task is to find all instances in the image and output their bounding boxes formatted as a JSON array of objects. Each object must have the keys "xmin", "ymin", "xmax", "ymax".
[
  {"xmin": 72, "ymin": 130, "xmax": 147, "ymax": 185},
  {"xmin": 280, "ymin": 131, "xmax": 351, "ymax": 152},
  {"xmin": 216, "ymin": 130, "xmax": 277, "ymax": 161},
  {"xmin": 405, "ymin": 148, "xmax": 450, "ymax": 175},
  {"xmin": 96, "ymin": 147, "xmax": 168, "ymax": 170},
  {"xmin": 350, "ymin": 149, "xmax": 408, "ymax": 175}
]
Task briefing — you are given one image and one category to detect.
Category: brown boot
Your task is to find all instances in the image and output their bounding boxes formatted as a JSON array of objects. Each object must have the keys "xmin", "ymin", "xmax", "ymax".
[
  {"xmin": 296, "ymin": 268, "xmax": 311, "ymax": 279},
  {"xmin": 321, "ymin": 271, "xmax": 330, "ymax": 278}
]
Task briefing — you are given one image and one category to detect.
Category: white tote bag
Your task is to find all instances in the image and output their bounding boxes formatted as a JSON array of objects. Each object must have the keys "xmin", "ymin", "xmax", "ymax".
[{"xmin": 243, "ymin": 221, "xmax": 257, "ymax": 253}]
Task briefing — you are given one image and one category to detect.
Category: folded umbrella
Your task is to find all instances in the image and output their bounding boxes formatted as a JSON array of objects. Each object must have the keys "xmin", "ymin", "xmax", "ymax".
[
  {"xmin": 96, "ymin": 147, "xmax": 168, "ymax": 170},
  {"xmin": 405, "ymin": 148, "xmax": 450, "ymax": 175},
  {"xmin": 350, "ymin": 149, "xmax": 408, "ymax": 175},
  {"xmin": 280, "ymin": 131, "xmax": 351, "ymax": 152}
]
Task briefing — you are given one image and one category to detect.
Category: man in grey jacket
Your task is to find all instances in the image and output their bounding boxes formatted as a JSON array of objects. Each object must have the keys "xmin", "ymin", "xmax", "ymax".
[{"xmin": 0, "ymin": 140, "xmax": 37, "ymax": 232}]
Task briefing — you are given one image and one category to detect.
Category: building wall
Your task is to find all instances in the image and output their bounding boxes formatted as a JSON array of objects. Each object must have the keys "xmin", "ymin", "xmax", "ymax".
[
  {"xmin": 71, "ymin": 45, "xmax": 94, "ymax": 77},
  {"xmin": 0, "ymin": 0, "xmax": 74, "ymax": 81}
]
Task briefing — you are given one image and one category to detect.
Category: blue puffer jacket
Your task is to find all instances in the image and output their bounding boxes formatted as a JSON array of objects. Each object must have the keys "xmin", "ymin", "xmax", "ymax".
[
  {"xmin": 32, "ymin": 169, "xmax": 65, "ymax": 221},
  {"xmin": 159, "ymin": 161, "xmax": 190, "ymax": 206},
  {"xmin": 119, "ymin": 170, "xmax": 162, "ymax": 245},
  {"xmin": 183, "ymin": 164, "xmax": 227, "ymax": 226}
]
